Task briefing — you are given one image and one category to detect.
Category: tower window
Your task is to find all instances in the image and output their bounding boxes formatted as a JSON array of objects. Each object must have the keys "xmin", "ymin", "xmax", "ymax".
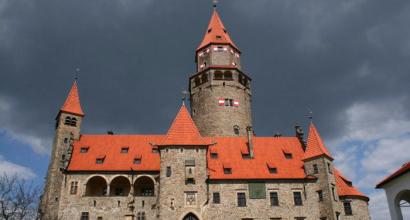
[
  {"xmin": 331, "ymin": 185, "xmax": 337, "ymax": 201},
  {"xmin": 327, "ymin": 162, "xmax": 333, "ymax": 174},
  {"xmin": 224, "ymin": 71, "xmax": 233, "ymax": 80},
  {"xmin": 293, "ymin": 191, "xmax": 303, "ymax": 206},
  {"xmin": 317, "ymin": 190, "xmax": 323, "ymax": 202},
  {"xmin": 214, "ymin": 71, "xmax": 223, "ymax": 80},
  {"xmin": 194, "ymin": 77, "xmax": 201, "ymax": 86},
  {"xmin": 201, "ymin": 73, "xmax": 208, "ymax": 83},
  {"xmin": 64, "ymin": 116, "xmax": 77, "ymax": 127},
  {"xmin": 313, "ymin": 164, "xmax": 319, "ymax": 174},
  {"xmin": 166, "ymin": 166, "xmax": 171, "ymax": 177},
  {"xmin": 233, "ymin": 125, "xmax": 240, "ymax": 135},
  {"xmin": 343, "ymin": 201, "xmax": 353, "ymax": 215}
]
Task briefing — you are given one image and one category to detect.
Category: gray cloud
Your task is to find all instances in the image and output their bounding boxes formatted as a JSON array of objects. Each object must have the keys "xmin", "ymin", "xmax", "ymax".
[{"xmin": 1, "ymin": 0, "xmax": 410, "ymax": 151}]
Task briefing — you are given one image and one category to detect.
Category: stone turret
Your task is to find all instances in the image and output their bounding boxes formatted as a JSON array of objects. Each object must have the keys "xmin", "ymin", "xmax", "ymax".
[
  {"xmin": 39, "ymin": 81, "xmax": 84, "ymax": 220},
  {"xmin": 190, "ymin": 9, "xmax": 252, "ymax": 137}
]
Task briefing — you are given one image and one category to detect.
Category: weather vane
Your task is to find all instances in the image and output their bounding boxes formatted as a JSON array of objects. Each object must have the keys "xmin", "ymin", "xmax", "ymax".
[
  {"xmin": 75, "ymin": 68, "xmax": 80, "ymax": 81},
  {"xmin": 181, "ymin": 89, "xmax": 189, "ymax": 104},
  {"xmin": 213, "ymin": 0, "xmax": 218, "ymax": 8}
]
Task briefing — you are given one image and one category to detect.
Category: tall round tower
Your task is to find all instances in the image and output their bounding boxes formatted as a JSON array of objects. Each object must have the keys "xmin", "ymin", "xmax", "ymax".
[{"xmin": 189, "ymin": 9, "xmax": 252, "ymax": 137}]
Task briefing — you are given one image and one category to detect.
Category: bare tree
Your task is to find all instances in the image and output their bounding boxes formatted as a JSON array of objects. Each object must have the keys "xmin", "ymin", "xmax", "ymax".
[{"xmin": 0, "ymin": 173, "xmax": 40, "ymax": 220}]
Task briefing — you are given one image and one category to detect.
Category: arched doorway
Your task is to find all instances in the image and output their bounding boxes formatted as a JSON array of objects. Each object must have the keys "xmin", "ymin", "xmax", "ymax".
[{"xmin": 182, "ymin": 213, "xmax": 199, "ymax": 220}]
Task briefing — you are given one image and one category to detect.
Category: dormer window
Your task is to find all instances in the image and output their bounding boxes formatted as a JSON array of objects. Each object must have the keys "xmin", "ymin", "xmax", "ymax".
[
  {"xmin": 207, "ymin": 28, "xmax": 212, "ymax": 33},
  {"xmin": 96, "ymin": 156, "xmax": 105, "ymax": 164},
  {"xmin": 223, "ymin": 163, "xmax": 232, "ymax": 174},
  {"xmin": 80, "ymin": 147, "xmax": 89, "ymax": 153},
  {"xmin": 210, "ymin": 148, "xmax": 218, "ymax": 159},
  {"xmin": 134, "ymin": 154, "xmax": 142, "ymax": 164},
  {"xmin": 283, "ymin": 150, "xmax": 293, "ymax": 159},
  {"xmin": 216, "ymin": 35, "xmax": 222, "ymax": 39},
  {"xmin": 267, "ymin": 162, "xmax": 277, "ymax": 174},
  {"xmin": 121, "ymin": 147, "xmax": 129, "ymax": 153}
]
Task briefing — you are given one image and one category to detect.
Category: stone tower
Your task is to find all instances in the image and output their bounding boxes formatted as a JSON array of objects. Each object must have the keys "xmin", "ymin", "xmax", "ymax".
[
  {"xmin": 157, "ymin": 104, "xmax": 210, "ymax": 220},
  {"xmin": 189, "ymin": 9, "xmax": 252, "ymax": 137},
  {"xmin": 39, "ymin": 81, "xmax": 84, "ymax": 220},
  {"xmin": 303, "ymin": 123, "xmax": 343, "ymax": 220}
]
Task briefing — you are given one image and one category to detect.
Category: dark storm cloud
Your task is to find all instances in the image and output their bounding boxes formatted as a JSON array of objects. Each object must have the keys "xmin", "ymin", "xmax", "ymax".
[{"xmin": 1, "ymin": 0, "xmax": 410, "ymax": 153}]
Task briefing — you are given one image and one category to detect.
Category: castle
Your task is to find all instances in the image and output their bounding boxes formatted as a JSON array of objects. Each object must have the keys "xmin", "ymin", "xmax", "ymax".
[{"xmin": 39, "ymin": 7, "xmax": 370, "ymax": 220}]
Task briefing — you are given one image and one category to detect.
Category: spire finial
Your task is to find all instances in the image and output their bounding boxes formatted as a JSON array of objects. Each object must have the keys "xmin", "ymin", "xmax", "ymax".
[
  {"xmin": 181, "ymin": 89, "xmax": 189, "ymax": 105},
  {"xmin": 307, "ymin": 110, "xmax": 313, "ymax": 123},
  {"xmin": 213, "ymin": 0, "xmax": 218, "ymax": 8},
  {"xmin": 75, "ymin": 68, "xmax": 80, "ymax": 81}
]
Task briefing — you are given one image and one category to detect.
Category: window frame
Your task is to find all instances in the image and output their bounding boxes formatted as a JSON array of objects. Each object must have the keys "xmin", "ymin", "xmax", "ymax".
[
  {"xmin": 237, "ymin": 192, "xmax": 247, "ymax": 207},
  {"xmin": 293, "ymin": 191, "xmax": 303, "ymax": 206},
  {"xmin": 269, "ymin": 191, "xmax": 279, "ymax": 206},
  {"xmin": 213, "ymin": 192, "xmax": 220, "ymax": 204}
]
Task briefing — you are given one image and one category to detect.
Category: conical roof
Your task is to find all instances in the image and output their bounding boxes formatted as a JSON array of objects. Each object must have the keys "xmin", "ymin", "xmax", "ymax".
[
  {"xmin": 158, "ymin": 104, "xmax": 210, "ymax": 146},
  {"xmin": 302, "ymin": 123, "xmax": 333, "ymax": 160},
  {"xmin": 197, "ymin": 9, "xmax": 239, "ymax": 51},
  {"xmin": 60, "ymin": 81, "xmax": 84, "ymax": 116}
]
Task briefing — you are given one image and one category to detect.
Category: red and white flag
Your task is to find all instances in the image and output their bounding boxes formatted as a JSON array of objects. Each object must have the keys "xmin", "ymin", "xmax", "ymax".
[
  {"xmin": 218, "ymin": 98, "xmax": 225, "ymax": 106},
  {"xmin": 233, "ymin": 100, "xmax": 240, "ymax": 107}
]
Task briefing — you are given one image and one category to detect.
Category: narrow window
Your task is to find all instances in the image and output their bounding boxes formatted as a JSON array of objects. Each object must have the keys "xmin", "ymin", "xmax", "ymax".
[
  {"xmin": 336, "ymin": 212, "xmax": 340, "ymax": 220},
  {"xmin": 327, "ymin": 162, "xmax": 333, "ymax": 174},
  {"xmin": 237, "ymin": 192, "xmax": 246, "ymax": 207},
  {"xmin": 120, "ymin": 147, "xmax": 129, "ymax": 153},
  {"xmin": 201, "ymin": 73, "xmax": 208, "ymax": 83},
  {"xmin": 233, "ymin": 125, "xmax": 240, "ymax": 135},
  {"xmin": 185, "ymin": 178, "xmax": 195, "ymax": 185},
  {"xmin": 313, "ymin": 164, "xmax": 319, "ymax": 174},
  {"xmin": 293, "ymin": 192, "xmax": 303, "ymax": 206},
  {"xmin": 317, "ymin": 190, "xmax": 323, "ymax": 202},
  {"xmin": 166, "ymin": 166, "xmax": 171, "ymax": 177},
  {"xmin": 238, "ymin": 74, "xmax": 243, "ymax": 84},
  {"xmin": 80, "ymin": 212, "xmax": 89, "ymax": 220},
  {"xmin": 270, "ymin": 192, "xmax": 279, "ymax": 206},
  {"xmin": 97, "ymin": 217, "xmax": 103, "ymax": 220},
  {"xmin": 331, "ymin": 185, "xmax": 337, "ymax": 201},
  {"xmin": 343, "ymin": 201, "xmax": 353, "ymax": 215},
  {"xmin": 70, "ymin": 181, "xmax": 78, "ymax": 195},
  {"xmin": 64, "ymin": 138, "xmax": 68, "ymax": 144},
  {"xmin": 213, "ymin": 192, "xmax": 220, "ymax": 204}
]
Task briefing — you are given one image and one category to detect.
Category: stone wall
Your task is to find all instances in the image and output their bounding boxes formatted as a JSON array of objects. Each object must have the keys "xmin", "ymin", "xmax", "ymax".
[{"xmin": 340, "ymin": 197, "xmax": 370, "ymax": 220}]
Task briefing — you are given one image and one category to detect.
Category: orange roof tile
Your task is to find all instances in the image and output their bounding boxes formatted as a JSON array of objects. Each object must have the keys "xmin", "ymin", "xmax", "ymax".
[
  {"xmin": 302, "ymin": 123, "xmax": 333, "ymax": 161},
  {"xmin": 158, "ymin": 104, "xmax": 210, "ymax": 146},
  {"xmin": 376, "ymin": 161, "xmax": 410, "ymax": 188},
  {"xmin": 197, "ymin": 10, "xmax": 239, "ymax": 51},
  {"xmin": 60, "ymin": 81, "xmax": 84, "ymax": 116},
  {"xmin": 334, "ymin": 169, "xmax": 368, "ymax": 201}
]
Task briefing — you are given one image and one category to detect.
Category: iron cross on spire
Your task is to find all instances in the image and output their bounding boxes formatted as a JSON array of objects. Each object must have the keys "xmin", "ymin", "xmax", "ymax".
[
  {"xmin": 181, "ymin": 89, "xmax": 189, "ymax": 105},
  {"xmin": 307, "ymin": 110, "xmax": 314, "ymax": 123},
  {"xmin": 74, "ymin": 68, "xmax": 80, "ymax": 81}
]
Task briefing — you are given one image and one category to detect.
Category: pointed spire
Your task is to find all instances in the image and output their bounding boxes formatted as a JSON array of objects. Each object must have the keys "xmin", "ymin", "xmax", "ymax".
[
  {"xmin": 197, "ymin": 9, "xmax": 239, "ymax": 51},
  {"xmin": 60, "ymin": 80, "xmax": 84, "ymax": 116},
  {"xmin": 302, "ymin": 122, "xmax": 333, "ymax": 161},
  {"xmin": 159, "ymin": 105, "xmax": 209, "ymax": 146}
]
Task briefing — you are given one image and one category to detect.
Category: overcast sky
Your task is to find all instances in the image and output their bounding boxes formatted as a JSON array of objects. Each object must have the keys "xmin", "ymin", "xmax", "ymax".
[{"xmin": 1, "ymin": 0, "xmax": 410, "ymax": 219}]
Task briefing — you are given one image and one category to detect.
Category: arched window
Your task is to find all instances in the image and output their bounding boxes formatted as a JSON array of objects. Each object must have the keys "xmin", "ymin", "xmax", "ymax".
[
  {"xmin": 134, "ymin": 176, "xmax": 155, "ymax": 197},
  {"xmin": 85, "ymin": 176, "xmax": 107, "ymax": 196},
  {"xmin": 109, "ymin": 176, "xmax": 131, "ymax": 196},
  {"xmin": 64, "ymin": 116, "xmax": 77, "ymax": 127},
  {"xmin": 233, "ymin": 125, "xmax": 240, "ymax": 135},
  {"xmin": 224, "ymin": 71, "xmax": 233, "ymax": 80},
  {"xmin": 214, "ymin": 71, "xmax": 223, "ymax": 80},
  {"xmin": 183, "ymin": 213, "xmax": 199, "ymax": 220}
]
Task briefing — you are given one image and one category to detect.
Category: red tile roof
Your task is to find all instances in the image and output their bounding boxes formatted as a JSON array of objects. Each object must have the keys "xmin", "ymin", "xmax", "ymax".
[
  {"xmin": 60, "ymin": 81, "xmax": 84, "ymax": 116},
  {"xmin": 197, "ymin": 9, "xmax": 239, "ymax": 52},
  {"xmin": 302, "ymin": 123, "xmax": 333, "ymax": 161},
  {"xmin": 335, "ymin": 169, "xmax": 368, "ymax": 201},
  {"xmin": 376, "ymin": 161, "xmax": 410, "ymax": 188},
  {"xmin": 157, "ymin": 104, "xmax": 210, "ymax": 146},
  {"xmin": 68, "ymin": 135, "xmax": 164, "ymax": 171},
  {"xmin": 207, "ymin": 137, "xmax": 308, "ymax": 180}
]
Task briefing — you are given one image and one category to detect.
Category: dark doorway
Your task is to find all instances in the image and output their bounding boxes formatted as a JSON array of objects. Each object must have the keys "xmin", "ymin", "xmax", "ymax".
[{"xmin": 183, "ymin": 213, "xmax": 199, "ymax": 220}]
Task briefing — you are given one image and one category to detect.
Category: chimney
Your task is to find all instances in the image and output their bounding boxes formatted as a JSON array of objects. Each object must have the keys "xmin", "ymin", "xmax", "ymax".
[{"xmin": 246, "ymin": 126, "xmax": 254, "ymax": 158}]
